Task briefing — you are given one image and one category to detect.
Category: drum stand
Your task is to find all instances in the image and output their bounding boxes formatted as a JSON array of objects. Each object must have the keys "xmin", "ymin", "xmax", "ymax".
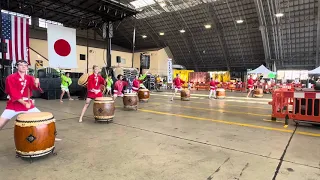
[
  {"xmin": 15, "ymin": 147, "xmax": 57, "ymax": 163},
  {"xmin": 94, "ymin": 118, "xmax": 114, "ymax": 124}
]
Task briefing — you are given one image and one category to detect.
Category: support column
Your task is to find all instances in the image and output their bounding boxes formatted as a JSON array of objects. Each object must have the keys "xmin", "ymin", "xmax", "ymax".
[
  {"xmin": 254, "ymin": 0, "xmax": 271, "ymax": 64},
  {"xmin": 131, "ymin": 26, "xmax": 136, "ymax": 68},
  {"xmin": 106, "ymin": 22, "xmax": 112, "ymax": 68},
  {"xmin": 86, "ymin": 29, "xmax": 89, "ymax": 73},
  {"xmin": 207, "ymin": 4, "xmax": 230, "ymax": 71}
]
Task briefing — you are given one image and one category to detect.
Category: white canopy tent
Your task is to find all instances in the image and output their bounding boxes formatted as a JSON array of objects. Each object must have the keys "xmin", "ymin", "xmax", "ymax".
[
  {"xmin": 308, "ymin": 66, "xmax": 320, "ymax": 74},
  {"xmin": 247, "ymin": 65, "xmax": 274, "ymax": 74}
]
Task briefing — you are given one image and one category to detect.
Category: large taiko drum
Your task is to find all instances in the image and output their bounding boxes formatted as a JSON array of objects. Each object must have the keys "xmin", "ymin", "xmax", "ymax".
[
  {"xmin": 180, "ymin": 89, "xmax": 190, "ymax": 101},
  {"xmin": 216, "ymin": 88, "xmax": 226, "ymax": 99},
  {"xmin": 253, "ymin": 88, "xmax": 263, "ymax": 98},
  {"xmin": 93, "ymin": 97, "xmax": 115, "ymax": 122},
  {"xmin": 138, "ymin": 89, "xmax": 150, "ymax": 102},
  {"xmin": 14, "ymin": 112, "xmax": 56, "ymax": 158},
  {"xmin": 229, "ymin": 84, "xmax": 236, "ymax": 91},
  {"xmin": 123, "ymin": 93, "xmax": 138, "ymax": 110},
  {"xmin": 78, "ymin": 73, "xmax": 89, "ymax": 87}
]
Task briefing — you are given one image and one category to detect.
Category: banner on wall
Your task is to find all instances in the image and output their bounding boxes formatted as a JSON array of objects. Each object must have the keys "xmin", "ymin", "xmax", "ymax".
[
  {"xmin": 167, "ymin": 58, "xmax": 173, "ymax": 83},
  {"xmin": 47, "ymin": 24, "xmax": 77, "ymax": 68}
]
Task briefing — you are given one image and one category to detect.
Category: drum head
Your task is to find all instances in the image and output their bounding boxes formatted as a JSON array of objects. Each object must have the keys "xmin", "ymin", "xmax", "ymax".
[
  {"xmin": 17, "ymin": 112, "xmax": 54, "ymax": 121},
  {"xmin": 95, "ymin": 97, "xmax": 113, "ymax": 101},
  {"xmin": 217, "ymin": 88, "xmax": 225, "ymax": 91},
  {"xmin": 139, "ymin": 89, "xmax": 149, "ymax": 92},
  {"xmin": 78, "ymin": 74, "xmax": 89, "ymax": 86},
  {"xmin": 124, "ymin": 93, "xmax": 137, "ymax": 96}
]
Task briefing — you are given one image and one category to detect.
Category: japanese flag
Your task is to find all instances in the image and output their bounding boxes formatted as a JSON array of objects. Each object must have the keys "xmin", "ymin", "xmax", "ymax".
[{"xmin": 47, "ymin": 24, "xmax": 77, "ymax": 68}]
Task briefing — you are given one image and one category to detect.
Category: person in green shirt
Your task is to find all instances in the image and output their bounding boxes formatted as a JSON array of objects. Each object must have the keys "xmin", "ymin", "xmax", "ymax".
[
  {"xmin": 139, "ymin": 72, "xmax": 147, "ymax": 89},
  {"xmin": 60, "ymin": 72, "xmax": 74, "ymax": 102},
  {"xmin": 105, "ymin": 75, "xmax": 113, "ymax": 97}
]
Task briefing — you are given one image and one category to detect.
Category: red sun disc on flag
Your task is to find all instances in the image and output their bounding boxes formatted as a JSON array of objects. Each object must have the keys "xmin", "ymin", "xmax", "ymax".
[{"xmin": 54, "ymin": 39, "xmax": 71, "ymax": 57}]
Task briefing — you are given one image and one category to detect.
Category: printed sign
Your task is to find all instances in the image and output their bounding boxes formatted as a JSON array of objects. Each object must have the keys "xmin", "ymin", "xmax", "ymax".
[
  {"xmin": 35, "ymin": 60, "xmax": 43, "ymax": 68},
  {"xmin": 167, "ymin": 59, "xmax": 173, "ymax": 83}
]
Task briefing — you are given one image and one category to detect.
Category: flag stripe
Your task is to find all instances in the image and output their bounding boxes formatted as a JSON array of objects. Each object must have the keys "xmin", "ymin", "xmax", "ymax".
[
  {"xmin": 26, "ymin": 19, "xmax": 30, "ymax": 64},
  {"xmin": 23, "ymin": 18, "xmax": 26, "ymax": 61},
  {"xmin": 13, "ymin": 15, "xmax": 17, "ymax": 63},
  {"xmin": 17, "ymin": 16, "xmax": 21, "ymax": 61},
  {"xmin": 21, "ymin": 18, "xmax": 25, "ymax": 61}
]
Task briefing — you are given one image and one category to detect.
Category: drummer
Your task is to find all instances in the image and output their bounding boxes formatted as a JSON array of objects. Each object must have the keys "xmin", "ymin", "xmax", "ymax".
[
  {"xmin": 79, "ymin": 65, "xmax": 105, "ymax": 123},
  {"xmin": 209, "ymin": 77, "xmax": 218, "ymax": 99},
  {"xmin": 113, "ymin": 74, "xmax": 125, "ymax": 100},
  {"xmin": 170, "ymin": 74, "xmax": 185, "ymax": 101},
  {"xmin": 246, "ymin": 75, "xmax": 254, "ymax": 98},
  {"xmin": 132, "ymin": 75, "xmax": 143, "ymax": 93},
  {"xmin": 0, "ymin": 60, "xmax": 62, "ymax": 141}
]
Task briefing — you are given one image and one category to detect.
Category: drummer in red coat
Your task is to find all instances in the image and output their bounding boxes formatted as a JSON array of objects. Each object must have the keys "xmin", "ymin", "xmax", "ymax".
[
  {"xmin": 0, "ymin": 60, "xmax": 61, "ymax": 141},
  {"xmin": 113, "ymin": 74, "xmax": 125, "ymax": 100},
  {"xmin": 79, "ymin": 65, "xmax": 105, "ymax": 123},
  {"xmin": 209, "ymin": 78, "xmax": 218, "ymax": 99},
  {"xmin": 132, "ymin": 76, "xmax": 143, "ymax": 93},
  {"xmin": 246, "ymin": 75, "xmax": 254, "ymax": 98},
  {"xmin": 171, "ymin": 74, "xmax": 185, "ymax": 101}
]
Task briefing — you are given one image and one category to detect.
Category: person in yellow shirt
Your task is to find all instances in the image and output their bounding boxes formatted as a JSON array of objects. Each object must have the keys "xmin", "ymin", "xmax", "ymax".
[{"xmin": 156, "ymin": 75, "xmax": 161, "ymax": 91}]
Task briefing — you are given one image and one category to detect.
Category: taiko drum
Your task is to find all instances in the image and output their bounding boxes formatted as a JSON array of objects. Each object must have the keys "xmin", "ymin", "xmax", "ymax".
[
  {"xmin": 123, "ymin": 93, "xmax": 138, "ymax": 110},
  {"xmin": 78, "ymin": 73, "xmax": 89, "ymax": 87},
  {"xmin": 138, "ymin": 89, "xmax": 150, "ymax": 102},
  {"xmin": 93, "ymin": 97, "xmax": 115, "ymax": 122},
  {"xmin": 180, "ymin": 89, "xmax": 191, "ymax": 101},
  {"xmin": 216, "ymin": 88, "xmax": 226, "ymax": 99},
  {"xmin": 229, "ymin": 84, "xmax": 236, "ymax": 91},
  {"xmin": 253, "ymin": 88, "xmax": 264, "ymax": 98},
  {"xmin": 14, "ymin": 112, "xmax": 56, "ymax": 158}
]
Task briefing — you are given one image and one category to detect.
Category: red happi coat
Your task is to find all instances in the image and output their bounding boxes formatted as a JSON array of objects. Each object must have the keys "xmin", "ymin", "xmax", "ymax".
[
  {"xmin": 247, "ymin": 78, "xmax": 254, "ymax": 88},
  {"xmin": 132, "ymin": 79, "xmax": 143, "ymax": 92},
  {"xmin": 5, "ymin": 73, "xmax": 41, "ymax": 111},
  {"xmin": 173, "ymin": 78, "xmax": 185, "ymax": 89},
  {"xmin": 114, "ymin": 80, "xmax": 125, "ymax": 95},
  {"xmin": 209, "ymin": 80, "xmax": 218, "ymax": 90},
  {"xmin": 87, "ymin": 74, "xmax": 105, "ymax": 99}
]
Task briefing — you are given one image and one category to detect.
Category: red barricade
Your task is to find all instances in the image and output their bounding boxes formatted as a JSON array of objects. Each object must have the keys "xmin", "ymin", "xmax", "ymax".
[{"xmin": 269, "ymin": 89, "xmax": 320, "ymax": 125}]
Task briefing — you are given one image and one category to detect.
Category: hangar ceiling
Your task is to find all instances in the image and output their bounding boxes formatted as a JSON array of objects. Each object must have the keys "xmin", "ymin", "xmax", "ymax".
[
  {"xmin": 113, "ymin": 0, "xmax": 319, "ymax": 71},
  {"xmin": 1, "ymin": 0, "xmax": 319, "ymax": 71}
]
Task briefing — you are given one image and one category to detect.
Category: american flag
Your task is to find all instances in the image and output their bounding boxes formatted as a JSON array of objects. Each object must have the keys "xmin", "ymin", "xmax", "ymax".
[{"xmin": 0, "ymin": 13, "xmax": 30, "ymax": 64}]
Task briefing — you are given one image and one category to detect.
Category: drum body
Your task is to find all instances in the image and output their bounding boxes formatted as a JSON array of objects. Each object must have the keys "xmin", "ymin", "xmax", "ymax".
[
  {"xmin": 14, "ymin": 112, "xmax": 56, "ymax": 158},
  {"xmin": 229, "ymin": 84, "xmax": 236, "ymax": 91},
  {"xmin": 180, "ymin": 89, "xmax": 190, "ymax": 101},
  {"xmin": 123, "ymin": 93, "xmax": 138, "ymax": 110},
  {"xmin": 216, "ymin": 88, "xmax": 226, "ymax": 99},
  {"xmin": 253, "ymin": 88, "xmax": 264, "ymax": 98},
  {"xmin": 78, "ymin": 73, "xmax": 89, "ymax": 87},
  {"xmin": 93, "ymin": 97, "xmax": 115, "ymax": 122},
  {"xmin": 138, "ymin": 89, "xmax": 150, "ymax": 102}
]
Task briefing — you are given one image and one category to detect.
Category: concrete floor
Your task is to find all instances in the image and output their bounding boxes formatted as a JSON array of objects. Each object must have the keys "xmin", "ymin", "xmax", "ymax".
[{"xmin": 0, "ymin": 90, "xmax": 319, "ymax": 180}]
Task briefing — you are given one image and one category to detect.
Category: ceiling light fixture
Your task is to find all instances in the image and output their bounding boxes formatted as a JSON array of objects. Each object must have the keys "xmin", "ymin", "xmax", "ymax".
[
  {"xmin": 204, "ymin": 24, "xmax": 211, "ymax": 29},
  {"xmin": 180, "ymin": 29, "xmax": 185, "ymax": 33},
  {"xmin": 275, "ymin": 13, "xmax": 284, "ymax": 17},
  {"xmin": 159, "ymin": 2, "xmax": 166, "ymax": 7},
  {"xmin": 236, "ymin": 19, "xmax": 244, "ymax": 24},
  {"xmin": 142, "ymin": 35, "xmax": 147, "ymax": 38},
  {"xmin": 159, "ymin": 32, "xmax": 164, "ymax": 36}
]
